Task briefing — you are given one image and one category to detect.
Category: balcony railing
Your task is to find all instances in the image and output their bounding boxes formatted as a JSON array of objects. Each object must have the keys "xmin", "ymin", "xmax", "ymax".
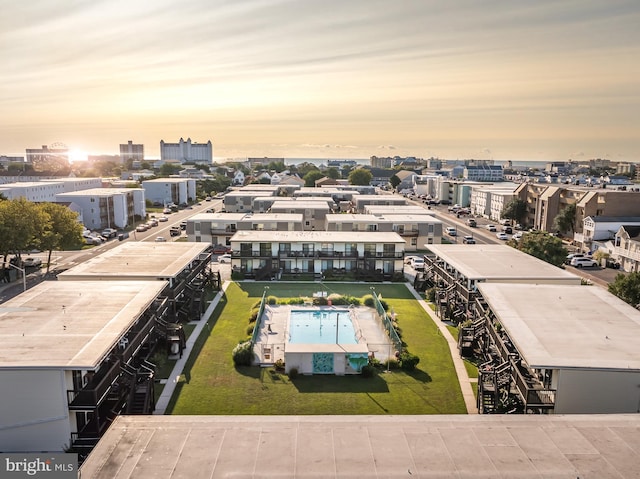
[
  {"xmin": 118, "ymin": 317, "xmax": 156, "ymax": 365},
  {"xmin": 67, "ymin": 360, "xmax": 122, "ymax": 409},
  {"xmin": 615, "ymin": 246, "xmax": 640, "ymax": 262},
  {"xmin": 511, "ymin": 360, "xmax": 555, "ymax": 409}
]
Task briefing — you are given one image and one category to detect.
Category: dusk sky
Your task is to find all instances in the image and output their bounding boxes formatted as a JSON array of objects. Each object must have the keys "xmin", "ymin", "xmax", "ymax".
[{"xmin": 2, "ymin": 0, "xmax": 639, "ymax": 161}]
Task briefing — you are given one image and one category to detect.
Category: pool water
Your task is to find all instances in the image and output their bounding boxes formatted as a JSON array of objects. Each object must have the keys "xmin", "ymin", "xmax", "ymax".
[{"xmin": 288, "ymin": 310, "xmax": 358, "ymax": 344}]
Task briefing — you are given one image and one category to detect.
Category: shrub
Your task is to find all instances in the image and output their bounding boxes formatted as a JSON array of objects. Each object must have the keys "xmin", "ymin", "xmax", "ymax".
[
  {"xmin": 383, "ymin": 358, "xmax": 401, "ymax": 370},
  {"xmin": 288, "ymin": 367, "xmax": 299, "ymax": 379},
  {"xmin": 232, "ymin": 340, "xmax": 253, "ymax": 366},
  {"xmin": 274, "ymin": 358, "xmax": 285, "ymax": 371},
  {"xmin": 312, "ymin": 296, "xmax": 328, "ymax": 306},
  {"xmin": 425, "ymin": 288, "xmax": 436, "ymax": 303},
  {"xmin": 267, "ymin": 295, "xmax": 278, "ymax": 305},
  {"xmin": 369, "ymin": 357, "xmax": 382, "ymax": 369},
  {"xmin": 246, "ymin": 324, "xmax": 255, "ymax": 336},
  {"xmin": 361, "ymin": 365, "xmax": 375, "ymax": 378},
  {"xmin": 249, "ymin": 308, "xmax": 259, "ymax": 323},
  {"xmin": 363, "ymin": 295, "xmax": 375, "ymax": 308},
  {"xmin": 399, "ymin": 351, "xmax": 420, "ymax": 371},
  {"xmin": 286, "ymin": 298, "xmax": 305, "ymax": 305}
]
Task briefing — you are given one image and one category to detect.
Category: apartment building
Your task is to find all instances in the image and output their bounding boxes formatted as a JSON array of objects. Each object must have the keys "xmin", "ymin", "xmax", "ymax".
[
  {"xmin": 142, "ymin": 178, "xmax": 196, "ymax": 206},
  {"xmin": 186, "ymin": 212, "xmax": 303, "ymax": 245},
  {"xmin": 351, "ymin": 195, "xmax": 406, "ymax": 213},
  {"xmin": 469, "ymin": 186, "xmax": 516, "ymax": 220},
  {"xmin": 474, "ymin": 282, "xmax": 640, "ymax": 414},
  {"xmin": 229, "ymin": 230, "xmax": 405, "ymax": 281},
  {"xmin": 326, "ymin": 214, "xmax": 442, "ymax": 250},
  {"xmin": 269, "ymin": 200, "xmax": 332, "ymax": 231},
  {"xmin": 0, "ymin": 279, "xmax": 168, "ymax": 453},
  {"xmin": 614, "ymin": 225, "xmax": 640, "ymax": 272}
]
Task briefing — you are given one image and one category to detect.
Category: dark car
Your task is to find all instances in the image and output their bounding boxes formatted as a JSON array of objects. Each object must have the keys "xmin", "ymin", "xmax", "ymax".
[
  {"xmin": 169, "ymin": 227, "xmax": 181, "ymax": 237},
  {"xmin": 212, "ymin": 244, "xmax": 232, "ymax": 255},
  {"xmin": 502, "ymin": 226, "xmax": 513, "ymax": 234}
]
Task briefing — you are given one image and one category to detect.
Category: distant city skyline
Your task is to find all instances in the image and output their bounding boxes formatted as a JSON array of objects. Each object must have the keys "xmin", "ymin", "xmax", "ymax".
[{"xmin": 2, "ymin": 1, "xmax": 639, "ymax": 162}]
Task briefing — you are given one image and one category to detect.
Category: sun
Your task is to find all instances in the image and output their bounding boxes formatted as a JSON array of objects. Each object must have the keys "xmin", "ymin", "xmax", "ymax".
[{"xmin": 68, "ymin": 149, "xmax": 88, "ymax": 163}]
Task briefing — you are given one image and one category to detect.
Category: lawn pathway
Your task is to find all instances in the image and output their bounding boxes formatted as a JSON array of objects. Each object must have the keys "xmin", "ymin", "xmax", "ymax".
[
  {"xmin": 155, "ymin": 281, "xmax": 231, "ymax": 414},
  {"xmin": 406, "ymin": 284, "xmax": 478, "ymax": 414}
]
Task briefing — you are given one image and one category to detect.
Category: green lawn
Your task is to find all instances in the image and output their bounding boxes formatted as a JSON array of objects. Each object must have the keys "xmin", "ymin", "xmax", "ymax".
[{"xmin": 168, "ymin": 282, "xmax": 466, "ymax": 415}]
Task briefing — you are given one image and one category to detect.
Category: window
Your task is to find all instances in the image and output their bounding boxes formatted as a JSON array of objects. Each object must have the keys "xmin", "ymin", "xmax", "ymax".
[{"xmin": 411, "ymin": 238, "xmax": 417, "ymax": 246}]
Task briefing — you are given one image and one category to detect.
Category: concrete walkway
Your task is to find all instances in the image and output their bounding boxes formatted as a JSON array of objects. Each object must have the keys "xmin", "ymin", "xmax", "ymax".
[
  {"xmin": 155, "ymin": 281, "xmax": 231, "ymax": 414},
  {"xmin": 406, "ymin": 284, "xmax": 478, "ymax": 414}
]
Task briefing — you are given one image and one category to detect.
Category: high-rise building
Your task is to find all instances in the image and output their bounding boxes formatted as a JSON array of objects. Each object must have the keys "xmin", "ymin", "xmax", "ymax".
[
  {"xmin": 160, "ymin": 138, "xmax": 213, "ymax": 164},
  {"xmin": 119, "ymin": 140, "xmax": 144, "ymax": 163}
]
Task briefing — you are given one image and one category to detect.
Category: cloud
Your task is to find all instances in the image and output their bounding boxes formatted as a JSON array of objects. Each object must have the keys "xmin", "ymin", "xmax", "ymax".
[{"xmin": 377, "ymin": 145, "xmax": 396, "ymax": 150}]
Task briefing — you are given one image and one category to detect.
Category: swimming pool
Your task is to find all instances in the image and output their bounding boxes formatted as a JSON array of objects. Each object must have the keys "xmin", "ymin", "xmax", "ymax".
[{"xmin": 288, "ymin": 309, "xmax": 358, "ymax": 345}]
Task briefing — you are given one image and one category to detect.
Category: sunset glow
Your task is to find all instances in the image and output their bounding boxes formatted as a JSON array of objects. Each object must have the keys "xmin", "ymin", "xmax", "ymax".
[{"xmin": 1, "ymin": 1, "xmax": 639, "ymax": 161}]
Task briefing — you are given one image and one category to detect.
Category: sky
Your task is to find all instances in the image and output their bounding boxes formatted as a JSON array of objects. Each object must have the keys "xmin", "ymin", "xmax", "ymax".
[{"xmin": 1, "ymin": 0, "xmax": 640, "ymax": 162}]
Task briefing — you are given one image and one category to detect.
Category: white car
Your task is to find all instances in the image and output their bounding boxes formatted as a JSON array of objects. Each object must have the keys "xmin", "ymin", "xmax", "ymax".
[
  {"xmin": 218, "ymin": 253, "xmax": 232, "ymax": 264},
  {"xmin": 496, "ymin": 232, "xmax": 508, "ymax": 240},
  {"xmin": 445, "ymin": 226, "xmax": 457, "ymax": 236},
  {"xmin": 486, "ymin": 224, "xmax": 497, "ymax": 232},
  {"xmin": 571, "ymin": 257, "xmax": 598, "ymax": 268},
  {"xmin": 154, "ymin": 236, "xmax": 167, "ymax": 242}
]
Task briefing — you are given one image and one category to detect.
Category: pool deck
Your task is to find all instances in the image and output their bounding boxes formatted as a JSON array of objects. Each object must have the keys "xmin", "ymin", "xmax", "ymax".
[{"xmin": 254, "ymin": 305, "xmax": 395, "ymax": 365}]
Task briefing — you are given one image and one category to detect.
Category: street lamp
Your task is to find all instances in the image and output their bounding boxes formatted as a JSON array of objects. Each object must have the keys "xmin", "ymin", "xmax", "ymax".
[{"xmin": 6, "ymin": 263, "xmax": 26, "ymax": 292}]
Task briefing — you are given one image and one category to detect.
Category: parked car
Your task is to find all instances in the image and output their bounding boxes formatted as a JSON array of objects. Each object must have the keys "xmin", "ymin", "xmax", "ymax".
[
  {"xmin": 218, "ymin": 253, "xmax": 232, "ymax": 264},
  {"xmin": 404, "ymin": 255, "xmax": 420, "ymax": 265},
  {"xmin": 462, "ymin": 235, "xmax": 476, "ymax": 244},
  {"xmin": 148, "ymin": 219, "xmax": 159, "ymax": 227},
  {"xmin": 502, "ymin": 226, "xmax": 513, "ymax": 234},
  {"xmin": 571, "ymin": 257, "xmax": 598, "ymax": 268},
  {"xmin": 101, "ymin": 228, "xmax": 118, "ymax": 239},
  {"xmin": 565, "ymin": 253, "xmax": 585, "ymax": 264},
  {"xmin": 496, "ymin": 232, "xmax": 508, "ymax": 240},
  {"xmin": 162, "ymin": 208, "xmax": 172, "ymax": 214},
  {"xmin": 445, "ymin": 226, "xmax": 457, "ymax": 236},
  {"xmin": 158, "ymin": 216, "xmax": 168, "ymax": 222},
  {"xmin": 205, "ymin": 196, "xmax": 212, "ymax": 201},
  {"xmin": 180, "ymin": 221, "xmax": 187, "ymax": 230},
  {"xmin": 169, "ymin": 227, "xmax": 181, "ymax": 237},
  {"xmin": 605, "ymin": 258, "xmax": 621, "ymax": 269},
  {"xmin": 23, "ymin": 257, "xmax": 42, "ymax": 268},
  {"xmin": 410, "ymin": 258, "xmax": 425, "ymax": 271},
  {"xmin": 486, "ymin": 224, "xmax": 497, "ymax": 232},
  {"xmin": 465, "ymin": 218, "xmax": 477, "ymax": 228},
  {"xmin": 512, "ymin": 231, "xmax": 524, "ymax": 241},
  {"xmin": 154, "ymin": 236, "xmax": 166, "ymax": 242},
  {"xmin": 135, "ymin": 224, "xmax": 148, "ymax": 232},
  {"xmin": 213, "ymin": 244, "xmax": 232, "ymax": 255}
]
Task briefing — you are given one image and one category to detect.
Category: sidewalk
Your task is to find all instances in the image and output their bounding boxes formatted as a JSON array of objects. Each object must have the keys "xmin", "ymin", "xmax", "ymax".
[
  {"xmin": 154, "ymin": 281, "xmax": 230, "ymax": 414},
  {"xmin": 406, "ymin": 284, "xmax": 478, "ymax": 414}
]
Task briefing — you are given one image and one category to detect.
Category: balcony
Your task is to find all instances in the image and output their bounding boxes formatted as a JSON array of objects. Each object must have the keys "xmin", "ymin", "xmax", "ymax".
[
  {"xmin": 117, "ymin": 317, "xmax": 156, "ymax": 365},
  {"xmin": 67, "ymin": 359, "xmax": 122, "ymax": 410},
  {"xmin": 616, "ymin": 246, "xmax": 640, "ymax": 262}
]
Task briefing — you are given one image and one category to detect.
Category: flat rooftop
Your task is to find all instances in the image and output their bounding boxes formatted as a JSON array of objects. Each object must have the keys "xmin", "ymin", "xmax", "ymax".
[
  {"xmin": 58, "ymin": 242, "xmax": 210, "ymax": 281},
  {"xmin": 81, "ymin": 414, "xmax": 640, "ymax": 478},
  {"xmin": 230, "ymin": 230, "xmax": 405, "ymax": 243},
  {"xmin": 271, "ymin": 200, "xmax": 331, "ymax": 209},
  {"xmin": 478, "ymin": 283, "xmax": 640, "ymax": 370},
  {"xmin": 426, "ymin": 244, "xmax": 580, "ymax": 283},
  {"xmin": 0, "ymin": 280, "xmax": 167, "ymax": 369}
]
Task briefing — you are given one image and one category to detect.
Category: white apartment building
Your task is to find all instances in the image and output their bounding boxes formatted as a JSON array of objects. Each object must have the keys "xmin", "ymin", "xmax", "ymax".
[
  {"xmin": 55, "ymin": 188, "xmax": 146, "ymax": 230},
  {"xmin": 142, "ymin": 178, "xmax": 196, "ymax": 206},
  {"xmin": 160, "ymin": 138, "xmax": 212, "ymax": 164}
]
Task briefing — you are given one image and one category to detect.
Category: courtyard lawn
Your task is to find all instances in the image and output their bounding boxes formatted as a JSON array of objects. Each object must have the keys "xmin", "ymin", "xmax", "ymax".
[{"xmin": 168, "ymin": 282, "xmax": 466, "ymax": 415}]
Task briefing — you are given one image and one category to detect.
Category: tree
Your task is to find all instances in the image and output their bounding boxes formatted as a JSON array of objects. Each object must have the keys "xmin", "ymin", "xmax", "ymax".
[
  {"xmin": 348, "ymin": 168, "xmax": 373, "ymax": 186},
  {"xmin": 303, "ymin": 170, "xmax": 325, "ymax": 187},
  {"xmin": 389, "ymin": 174, "xmax": 401, "ymax": 190},
  {"xmin": 38, "ymin": 203, "xmax": 85, "ymax": 272},
  {"xmin": 513, "ymin": 231, "xmax": 567, "ymax": 267},
  {"xmin": 0, "ymin": 198, "xmax": 49, "ymax": 266},
  {"xmin": 159, "ymin": 163, "xmax": 183, "ymax": 176},
  {"xmin": 501, "ymin": 199, "xmax": 527, "ymax": 224},
  {"xmin": 326, "ymin": 167, "xmax": 340, "ymax": 179},
  {"xmin": 608, "ymin": 272, "xmax": 640, "ymax": 307},
  {"xmin": 553, "ymin": 203, "xmax": 576, "ymax": 235}
]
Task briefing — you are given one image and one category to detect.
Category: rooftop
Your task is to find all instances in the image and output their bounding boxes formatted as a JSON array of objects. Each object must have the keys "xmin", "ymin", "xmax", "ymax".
[
  {"xmin": 80, "ymin": 414, "xmax": 640, "ymax": 478},
  {"xmin": 57, "ymin": 242, "xmax": 211, "ymax": 281},
  {"xmin": 477, "ymin": 283, "xmax": 640, "ymax": 370},
  {"xmin": 230, "ymin": 230, "xmax": 405, "ymax": 243},
  {"xmin": 426, "ymin": 244, "xmax": 580, "ymax": 283},
  {"xmin": 0, "ymin": 280, "xmax": 166, "ymax": 369}
]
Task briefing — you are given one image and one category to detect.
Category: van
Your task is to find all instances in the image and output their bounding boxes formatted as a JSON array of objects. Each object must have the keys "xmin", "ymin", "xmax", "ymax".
[{"xmin": 445, "ymin": 226, "xmax": 457, "ymax": 236}]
